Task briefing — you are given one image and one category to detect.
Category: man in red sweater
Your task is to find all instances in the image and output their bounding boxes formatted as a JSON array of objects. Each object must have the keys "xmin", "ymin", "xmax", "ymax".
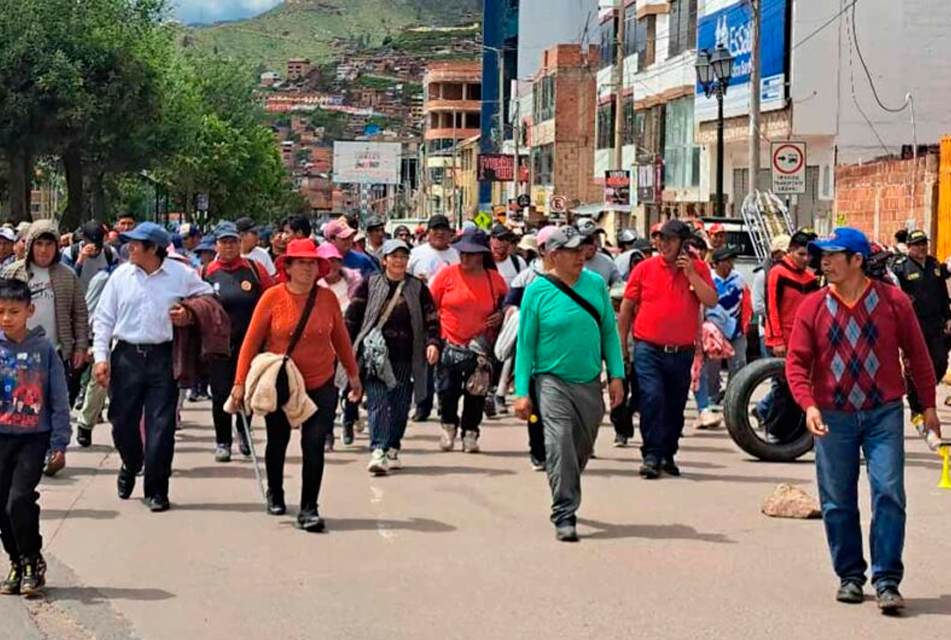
[
  {"xmin": 786, "ymin": 228, "xmax": 941, "ymax": 614},
  {"xmin": 764, "ymin": 230, "xmax": 819, "ymax": 355}
]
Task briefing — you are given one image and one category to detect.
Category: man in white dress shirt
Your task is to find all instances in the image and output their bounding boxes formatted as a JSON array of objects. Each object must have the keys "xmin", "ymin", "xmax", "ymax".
[{"xmin": 93, "ymin": 222, "xmax": 213, "ymax": 512}]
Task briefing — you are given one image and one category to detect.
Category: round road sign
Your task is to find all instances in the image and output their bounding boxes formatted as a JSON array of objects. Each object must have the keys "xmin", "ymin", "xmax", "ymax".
[{"xmin": 772, "ymin": 144, "xmax": 805, "ymax": 175}]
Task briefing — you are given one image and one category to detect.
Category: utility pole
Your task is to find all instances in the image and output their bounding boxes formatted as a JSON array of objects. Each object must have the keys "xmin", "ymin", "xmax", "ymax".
[
  {"xmin": 497, "ymin": 47, "xmax": 506, "ymax": 154},
  {"xmin": 611, "ymin": 1, "xmax": 626, "ymax": 232},
  {"xmin": 748, "ymin": 0, "xmax": 761, "ymax": 198}
]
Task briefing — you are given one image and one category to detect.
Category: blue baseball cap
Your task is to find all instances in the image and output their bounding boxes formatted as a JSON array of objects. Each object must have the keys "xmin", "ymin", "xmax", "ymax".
[
  {"xmin": 120, "ymin": 222, "xmax": 170, "ymax": 247},
  {"xmin": 195, "ymin": 237, "xmax": 217, "ymax": 254},
  {"xmin": 213, "ymin": 221, "xmax": 240, "ymax": 240},
  {"xmin": 808, "ymin": 228, "xmax": 871, "ymax": 258}
]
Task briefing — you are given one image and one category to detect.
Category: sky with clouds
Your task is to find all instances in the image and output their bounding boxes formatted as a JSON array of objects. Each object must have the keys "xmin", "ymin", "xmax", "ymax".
[{"xmin": 171, "ymin": 0, "xmax": 282, "ymax": 24}]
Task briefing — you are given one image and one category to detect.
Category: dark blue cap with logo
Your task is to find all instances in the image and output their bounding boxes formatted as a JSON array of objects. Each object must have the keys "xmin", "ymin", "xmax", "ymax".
[
  {"xmin": 120, "ymin": 222, "xmax": 170, "ymax": 248},
  {"xmin": 808, "ymin": 227, "xmax": 871, "ymax": 258},
  {"xmin": 213, "ymin": 221, "xmax": 241, "ymax": 240}
]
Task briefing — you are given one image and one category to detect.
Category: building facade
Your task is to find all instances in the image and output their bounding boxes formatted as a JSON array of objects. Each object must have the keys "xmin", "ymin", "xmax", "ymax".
[{"xmin": 421, "ymin": 60, "xmax": 483, "ymax": 220}]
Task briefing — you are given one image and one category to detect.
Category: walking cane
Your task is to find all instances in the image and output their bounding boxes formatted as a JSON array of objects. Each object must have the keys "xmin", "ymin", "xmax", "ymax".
[{"xmin": 235, "ymin": 412, "xmax": 267, "ymax": 508}]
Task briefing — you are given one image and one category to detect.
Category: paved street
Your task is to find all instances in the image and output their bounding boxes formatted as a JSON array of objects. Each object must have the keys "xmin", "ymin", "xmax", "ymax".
[{"xmin": 4, "ymin": 399, "xmax": 951, "ymax": 640}]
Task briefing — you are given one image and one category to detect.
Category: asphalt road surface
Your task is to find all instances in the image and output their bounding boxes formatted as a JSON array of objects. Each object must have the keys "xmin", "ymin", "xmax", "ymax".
[{"xmin": 3, "ymin": 399, "xmax": 950, "ymax": 639}]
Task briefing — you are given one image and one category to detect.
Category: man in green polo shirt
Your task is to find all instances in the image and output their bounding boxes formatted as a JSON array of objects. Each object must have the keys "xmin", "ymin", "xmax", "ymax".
[{"xmin": 514, "ymin": 227, "xmax": 625, "ymax": 542}]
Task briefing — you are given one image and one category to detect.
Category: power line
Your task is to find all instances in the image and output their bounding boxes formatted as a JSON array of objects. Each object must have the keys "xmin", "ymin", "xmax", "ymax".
[
  {"xmin": 792, "ymin": 0, "xmax": 859, "ymax": 51},
  {"xmin": 849, "ymin": 0, "xmax": 908, "ymax": 114},
  {"xmin": 844, "ymin": 5, "xmax": 890, "ymax": 156}
]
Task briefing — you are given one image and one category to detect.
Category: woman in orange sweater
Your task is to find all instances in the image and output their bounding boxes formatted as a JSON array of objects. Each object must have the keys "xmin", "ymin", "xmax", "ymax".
[{"xmin": 231, "ymin": 239, "xmax": 361, "ymax": 532}]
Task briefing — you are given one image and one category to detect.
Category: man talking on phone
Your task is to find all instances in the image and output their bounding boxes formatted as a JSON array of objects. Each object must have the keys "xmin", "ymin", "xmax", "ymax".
[{"xmin": 618, "ymin": 219, "xmax": 718, "ymax": 479}]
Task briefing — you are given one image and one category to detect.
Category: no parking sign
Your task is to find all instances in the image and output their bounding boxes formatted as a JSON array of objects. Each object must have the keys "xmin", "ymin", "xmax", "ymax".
[{"xmin": 770, "ymin": 142, "xmax": 806, "ymax": 195}]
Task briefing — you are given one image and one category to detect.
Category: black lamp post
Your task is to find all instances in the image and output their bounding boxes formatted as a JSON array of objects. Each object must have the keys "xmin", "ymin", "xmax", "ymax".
[{"xmin": 696, "ymin": 44, "xmax": 735, "ymax": 217}]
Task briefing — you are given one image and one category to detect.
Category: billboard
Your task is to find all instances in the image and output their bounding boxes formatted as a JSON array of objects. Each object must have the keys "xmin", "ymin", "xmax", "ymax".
[
  {"xmin": 333, "ymin": 142, "xmax": 401, "ymax": 185},
  {"xmin": 695, "ymin": 0, "xmax": 788, "ymax": 123},
  {"xmin": 478, "ymin": 154, "xmax": 516, "ymax": 182},
  {"xmin": 604, "ymin": 170, "xmax": 631, "ymax": 206}
]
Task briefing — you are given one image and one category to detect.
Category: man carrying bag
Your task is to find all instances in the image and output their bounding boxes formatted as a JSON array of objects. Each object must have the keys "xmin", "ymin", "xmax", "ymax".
[{"xmin": 514, "ymin": 227, "xmax": 625, "ymax": 542}]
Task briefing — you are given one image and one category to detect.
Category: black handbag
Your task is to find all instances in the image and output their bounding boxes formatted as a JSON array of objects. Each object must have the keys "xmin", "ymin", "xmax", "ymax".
[{"xmin": 275, "ymin": 285, "xmax": 319, "ymax": 406}]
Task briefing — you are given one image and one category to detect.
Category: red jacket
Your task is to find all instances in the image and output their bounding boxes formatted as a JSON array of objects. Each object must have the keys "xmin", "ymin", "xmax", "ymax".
[
  {"xmin": 765, "ymin": 256, "xmax": 819, "ymax": 348},
  {"xmin": 173, "ymin": 295, "xmax": 232, "ymax": 387}
]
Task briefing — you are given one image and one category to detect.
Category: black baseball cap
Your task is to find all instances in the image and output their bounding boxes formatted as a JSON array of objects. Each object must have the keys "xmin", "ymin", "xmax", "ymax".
[
  {"xmin": 235, "ymin": 217, "xmax": 259, "ymax": 234},
  {"xmin": 82, "ymin": 221, "xmax": 105, "ymax": 245},
  {"xmin": 490, "ymin": 223, "xmax": 515, "ymax": 240},
  {"xmin": 907, "ymin": 230, "xmax": 928, "ymax": 245},
  {"xmin": 659, "ymin": 219, "xmax": 692, "ymax": 240},
  {"xmin": 712, "ymin": 246, "xmax": 739, "ymax": 263},
  {"xmin": 427, "ymin": 215, "xmax": 451, "ymax": 231},
  {"xmin": 365, "ymin": 216, "xmax": 385, "ymax": 230}
]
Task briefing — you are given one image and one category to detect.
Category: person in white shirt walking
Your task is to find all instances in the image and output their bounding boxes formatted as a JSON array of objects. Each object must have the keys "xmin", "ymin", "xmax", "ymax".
[
  {"xmin": 236, "ymin": 217, "xmax": 277, "ymax": 277},
  {"xmin": 407, "ymin": 215, "xmax": 459, "ymax": 283},
  {"xmin": 93, "ymin": 223, "xmax": 213, "ymax": 513},
  {"xmin": 489, "ymin": 224, "xmax": 526, "ymax": 286}
]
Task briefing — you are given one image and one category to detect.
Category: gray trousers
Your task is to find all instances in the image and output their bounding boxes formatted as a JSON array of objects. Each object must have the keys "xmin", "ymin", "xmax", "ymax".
[{"xmin": 536, "ymin": 375, "xmax": 605, "ymax": 527}]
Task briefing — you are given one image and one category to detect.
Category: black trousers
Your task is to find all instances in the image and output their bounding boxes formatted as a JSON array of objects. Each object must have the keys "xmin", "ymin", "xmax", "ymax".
[
  {"xmin": 906, "ymin": 326, "xmax": 949, "ymax": 414},
  {"xmin": 528, "ymin": 378, "xmax": 545, "ymax": 461},
  {"xmin": 0, "ymin": 432, "xmax": 50, "ymax": 561},
  {"xmin": 264, "ymin": 383, "xmax": 337, "ymax": 509},
  {"xmin": 610, "ymin": 364, "xmax": 640, "ymax": 439},
  {"xmin": 108, "ymin": 341, "xmax": 178, "ymax": 499},
  {"xmin": 437, "ymin": 365, "xmax": 486, "ymax": 434},
  {"xmin": 64, "ymin": 356, "xmax": 87, "ymax": 407},
  {"xmin": 208, "ymin": 350, "xmax": 240, "ymax": 447}
]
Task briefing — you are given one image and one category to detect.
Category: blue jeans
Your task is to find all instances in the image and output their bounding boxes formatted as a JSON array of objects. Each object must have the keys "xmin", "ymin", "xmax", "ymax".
[
  {"xmin": 634, "ymin": 343, "xmax": 694, "ymax": 463},
  {"xmin": 815, "ymin": 401, "xmax": 905, "ymax": 589},
  {"xmin": 366, "ymin": 364, "xmax": 414, "ymax": 451},
  {"xmin": 695, "ymin": 335, "xmax": 747, "ymax": 411}
]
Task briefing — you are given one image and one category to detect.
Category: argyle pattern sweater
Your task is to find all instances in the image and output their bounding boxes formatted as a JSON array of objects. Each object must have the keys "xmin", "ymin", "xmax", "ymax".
[{"xmin": 786, "ymin": 281, "xmax": 936, "ymax": 413}]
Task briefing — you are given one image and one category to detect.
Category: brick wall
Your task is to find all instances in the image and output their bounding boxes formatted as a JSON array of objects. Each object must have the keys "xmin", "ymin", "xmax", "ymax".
[{"xmin": 835, "ymin": 154, "xmax": 938, "ymax": 243}]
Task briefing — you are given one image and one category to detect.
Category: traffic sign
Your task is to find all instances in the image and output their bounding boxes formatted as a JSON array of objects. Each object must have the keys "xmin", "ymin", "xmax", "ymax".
[
  {"xmin": 550, "ymin": 195, "xmax": 567, "ymax": 213},
  {"xmin": 473, "ymin": 211, "xmax": 492, "ymax": 229},
  {"xmin": 771, "ymin": 141, "xmax": 806, "ymax": 195},
  {"xmin": 516, "ymin": 194, "xmax": 531, "ymax": 209}
]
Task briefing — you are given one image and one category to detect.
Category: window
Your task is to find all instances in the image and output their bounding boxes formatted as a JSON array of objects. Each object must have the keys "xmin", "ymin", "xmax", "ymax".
[
  {"xmin": 430, "ymin": 167, "xmax": 446, "ymax": 183},
  {"xmin": 623, "ymin": 4, "xmax": 638, "ymax": 58},
  {"xmin": 599, "ymin": 12, "xmax": 617, "ymax": 70},
  {"xmin": 533, "ymin": 75, "xmax": 556, "ymax": 123},
  {"xmin": 663, "ymin": 97, "xmax": 699, "ymax": 188},
  {"xmin": 668, "ymin": 0, "xmax": 698, "ymax": 58},
  {"xmin": 532, "ymin": 144, "xmax": 554, "ymax": 185},
  {"xmin": 596, "ymin": 99, "xmax": 616, "ymax": 150},
  {"xmin": 640, "ymin": 104, "xmax": 666, "ymax": 156},
  {"xmin": 635, "ymin": 15, "xmax": 656, "ymax": 71},
  {"xmin": 622, "ymin": 95, "xmax": 636, "ymax": 146}
]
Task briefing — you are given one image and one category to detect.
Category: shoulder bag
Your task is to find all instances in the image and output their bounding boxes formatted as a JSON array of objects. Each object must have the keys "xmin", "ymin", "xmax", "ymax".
[
  {"xmin": 273, "ymin": 284, "xmax": 319, "ymax": 406},
  {"xmin": 361, "ymin": 280, "xmax": 406, "ymax": 388}
]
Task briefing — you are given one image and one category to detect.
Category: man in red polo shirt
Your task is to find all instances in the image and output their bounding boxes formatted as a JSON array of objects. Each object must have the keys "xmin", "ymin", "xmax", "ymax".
[{"xmin": 618, "ymin": 219, "xmax": 718, "ymax": 478}]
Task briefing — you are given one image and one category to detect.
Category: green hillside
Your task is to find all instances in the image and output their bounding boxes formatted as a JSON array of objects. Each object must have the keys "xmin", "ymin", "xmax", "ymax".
[{"xmin": 184, "ymin": 0, "xmax": 482, "ymax": 71}]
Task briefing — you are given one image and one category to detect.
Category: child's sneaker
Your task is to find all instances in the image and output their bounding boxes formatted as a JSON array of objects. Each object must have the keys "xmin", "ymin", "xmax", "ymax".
[
  {"xmin": 0, "ymin": 559, "xmax": 22, "ymax": 595},
  {"xmin": 19, "ymin": 555, "xmax": 46, "ymax": 597}
]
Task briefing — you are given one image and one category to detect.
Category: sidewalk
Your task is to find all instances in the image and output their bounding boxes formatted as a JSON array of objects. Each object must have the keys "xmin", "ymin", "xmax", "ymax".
[{"xmin": 5, "ymin": 399, "xmax": 950, "ymax": 639}]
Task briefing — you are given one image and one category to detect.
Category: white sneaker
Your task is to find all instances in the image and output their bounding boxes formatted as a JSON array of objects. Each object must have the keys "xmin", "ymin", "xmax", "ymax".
[
  {"xmin": 367, "ymin": 449, "xmax": 388, "ymax": 475},
  {"xmin": 462, "ymin": 432, "xmax": 480, "ymax": 454},
  {"xmin": 386, "ymin": 450, "xmax": 402, "ymax": 471},
  {"xmin": 439, "ymin": 424, "xmax": 457, "ymax": 451},
  {"xmin": 697, "ymin": 408, "xmax": 722, "ymax": 429}
]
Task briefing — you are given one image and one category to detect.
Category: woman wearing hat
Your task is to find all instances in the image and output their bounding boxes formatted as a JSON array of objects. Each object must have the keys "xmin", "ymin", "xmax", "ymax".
[
  {"xmin": 345, "ymin": 240, "xmax": 440, "ymax": 474},
  {"xmin": 316, "ymin": 242, "xmax": 363, "ymax": 448},
  {"xmin": 232, "ymin": 239, "xmax": 361, "ymax": 532},
  {"xmin": 429, "ymin": 228, "xmax": 507, "ymax": 453},
  {"xmin": 203, "ymin": 222, "xmax": 273, "ymax": 463}
]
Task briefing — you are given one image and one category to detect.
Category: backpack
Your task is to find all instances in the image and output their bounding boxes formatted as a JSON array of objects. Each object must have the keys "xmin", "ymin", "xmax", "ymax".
[{"xmin": 71, "ymin": 243, "xmax": 117, "ymax": 271}]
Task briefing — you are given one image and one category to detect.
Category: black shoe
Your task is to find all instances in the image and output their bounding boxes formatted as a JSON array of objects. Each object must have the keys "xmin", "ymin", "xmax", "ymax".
[
  {"xmin": 117, "ymin": 466, "xmax": 136, "ymax": 500},
  {"xmin": 412, "ymin": 411, "xmax": 430, "ymax": 423},
  {"xmin": 639, "ymin": 460, "xmax": 661, "ymax": 479},
  {"xmin": 324, "ymin": 433, "xmax": 335, "ymax": 453},
  {"xmin": 237, "ymin": 429, "xmax": 251, "ymax": 457},
  {"xmin": 484, "ymin": 396, "xmax": 497, "ymax": 419},
  {"xmin": 297, "ymin": 506, "xmax": 325, "ymax": 533},
  {"xmin": 662, "ymin": 459, "xmax": 681, "ymax": 476},
  {"xmin": 876, "ymin": 586, "xmax": 905, "ymax": 614},
  {"xmin": 19, "ymin": 556, "xmax": 45, "ymax": 597},
  {"xmin": 835, "ymin": 580, "xmax": 864, "ymax": 604},
  {"xmin": 147, "ymin": 496, "xmax": 170, "ymax": 513},
  {"xmin": 266, "ymin": 490, "xmax": 286, "ymax": 516},
  {"xmin": 0, "ymin": 559, "xmax": 21, "ymax": 595},
  {"xmin": 342, "ymin": 422, "xmax": 354, "ymax": 446},
  {"xmin": 555, "ymin": 524, "xmax": 579, "ymax": 542},
  {"xmin": 613, "ymin": 434, "xmax": 629, "ymax": 448},
  {"xmin": 76, "ymin": 426, "xmax": 92, "ymax": 448}
]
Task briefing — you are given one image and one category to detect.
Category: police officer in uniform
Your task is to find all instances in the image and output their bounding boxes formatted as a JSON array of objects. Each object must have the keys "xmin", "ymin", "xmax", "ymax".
[{"xmin": 892, "ymin": 229, "xmax": 951, "ymax": 418}]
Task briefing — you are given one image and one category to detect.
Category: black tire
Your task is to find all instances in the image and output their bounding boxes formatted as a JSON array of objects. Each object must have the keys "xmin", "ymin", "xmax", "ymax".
[{"xmin": 723, "ymin": 358, "xmax": 814, "ymax": 462}]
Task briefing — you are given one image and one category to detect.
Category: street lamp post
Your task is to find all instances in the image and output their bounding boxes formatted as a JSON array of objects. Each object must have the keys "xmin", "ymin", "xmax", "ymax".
[{"xmin": 696, "ymin": 45, "xmax": 735, "ymax": 218}]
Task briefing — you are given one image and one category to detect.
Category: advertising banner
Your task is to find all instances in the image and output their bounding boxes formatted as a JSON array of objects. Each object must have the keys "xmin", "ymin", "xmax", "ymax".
[
  {"xmin": 478, "ymin": 154, "xmax": 516, "ymax": 182},
  {"xmin": 333, "ymin": 141, "xmax": 401, "ymax": 185}
]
